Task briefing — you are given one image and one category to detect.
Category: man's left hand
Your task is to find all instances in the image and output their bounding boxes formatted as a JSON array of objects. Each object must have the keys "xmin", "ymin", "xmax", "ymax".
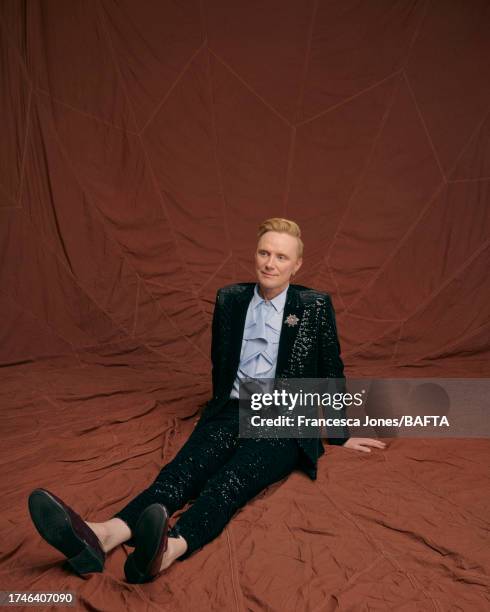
[{"xmin": 343, "ymin": 437, "xmax": 387, "ymax": 453}]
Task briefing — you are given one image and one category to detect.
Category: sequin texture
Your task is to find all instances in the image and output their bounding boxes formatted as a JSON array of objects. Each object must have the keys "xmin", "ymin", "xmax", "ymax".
[{"xmin": 113, "ymin": 399, "xmax": 299, "ymax": 559}]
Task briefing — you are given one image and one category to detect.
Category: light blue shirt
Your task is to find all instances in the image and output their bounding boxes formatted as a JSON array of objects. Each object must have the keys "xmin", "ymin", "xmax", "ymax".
[{"xmin": 230, "ymin": 284, "xmax": 289, "ymax": 399}]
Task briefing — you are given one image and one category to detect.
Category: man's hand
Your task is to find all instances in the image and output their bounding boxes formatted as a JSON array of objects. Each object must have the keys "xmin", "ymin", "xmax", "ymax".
[{"xmin": 342, "ymin": 437, "xmax": 387, "ymax": 453}]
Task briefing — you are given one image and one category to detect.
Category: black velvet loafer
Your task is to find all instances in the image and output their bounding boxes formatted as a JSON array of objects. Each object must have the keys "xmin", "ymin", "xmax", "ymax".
[
  {"xmin": 28, "ymin": 488, "xmax": 105, "ymax": 575},
  {"xmin": 124, "ymin": 503, "xmax": 169, "ymax": 584}
]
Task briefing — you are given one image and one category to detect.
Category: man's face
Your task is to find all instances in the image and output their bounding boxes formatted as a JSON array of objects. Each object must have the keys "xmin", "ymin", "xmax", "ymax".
[{"xmin": 255, "ymin": 231, "xmax": 303, "ymax": 297}]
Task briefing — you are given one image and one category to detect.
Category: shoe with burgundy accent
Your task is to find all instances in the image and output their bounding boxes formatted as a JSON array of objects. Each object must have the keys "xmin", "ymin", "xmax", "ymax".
[
  {"xmin": 124, "ymin": 504, "xmax": 169, "ymax": 584},
  {"xmin": 28, "ymin": 488, "xmax": 105, "ymax": 575}
]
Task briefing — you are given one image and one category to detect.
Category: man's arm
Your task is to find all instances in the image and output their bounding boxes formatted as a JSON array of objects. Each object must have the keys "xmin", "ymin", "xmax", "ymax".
[
  {"xmin": 318, "ymin": 295, "xmax": 387, "ymax": 454},
  {"xmin": 317, "ymin": 295, "xmax": 350, "ymax": 445},
  {"xmin": 210, "ymin": 289, "xmax": 222, "ymax": 399}
]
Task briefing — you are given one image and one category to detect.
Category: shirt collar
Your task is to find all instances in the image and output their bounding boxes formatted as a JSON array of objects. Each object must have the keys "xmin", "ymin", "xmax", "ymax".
[{"xmin": 252, "ymin": 283, "xmax": 289, "ymax": 312}]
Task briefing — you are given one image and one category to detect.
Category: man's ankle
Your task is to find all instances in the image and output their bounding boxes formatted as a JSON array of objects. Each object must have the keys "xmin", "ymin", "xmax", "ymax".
[
  {"xmin": 173, "ymin": 535, "xmax": 188, "ymax": 557},
  {"xmin": 86, "ymin": 521, "xmax": 110, "ymax": 552},
  {"xmin": 160, "ymin": 536, "xmax": 188, "ymax": 571}
]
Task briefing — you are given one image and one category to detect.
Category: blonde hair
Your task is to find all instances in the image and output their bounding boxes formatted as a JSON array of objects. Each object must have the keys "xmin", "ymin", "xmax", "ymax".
[{"xmin": 257, "ymin": 217, "xmax": 303, "ymax": 258}]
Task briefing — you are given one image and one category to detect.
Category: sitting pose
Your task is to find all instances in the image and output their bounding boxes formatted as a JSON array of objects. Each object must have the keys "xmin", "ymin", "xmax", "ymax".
[{"xmin": 28, "ymin": 217, "xmax": 385, "ymax": 583}]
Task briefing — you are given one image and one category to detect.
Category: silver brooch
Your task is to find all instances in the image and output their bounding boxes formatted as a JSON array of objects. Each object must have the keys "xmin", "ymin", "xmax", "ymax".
[{"xmin": 285, "ymin": 314, "xmax": 299, "ymax": 327}]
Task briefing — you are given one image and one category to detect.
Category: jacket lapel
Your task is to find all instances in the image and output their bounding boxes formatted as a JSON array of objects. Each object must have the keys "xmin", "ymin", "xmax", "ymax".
[
  {"xmin": 228, "ymin": 284, "xmax": 255, "ymax": 382},
  {"xmin": 275, "ymin": 285, "xmax": 303, "ymax": 378}
]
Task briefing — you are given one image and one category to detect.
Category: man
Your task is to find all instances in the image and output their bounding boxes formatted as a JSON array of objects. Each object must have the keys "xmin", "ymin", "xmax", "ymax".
[{"xmin": 28, "ymin": 218, "xmax": 385, "ymax": 583}]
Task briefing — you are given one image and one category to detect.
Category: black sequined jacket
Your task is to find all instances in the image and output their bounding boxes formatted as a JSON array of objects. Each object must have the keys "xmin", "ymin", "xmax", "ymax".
[{"xmin": 197, "ymin": 282, "xmax": 350, "ymax": 480}]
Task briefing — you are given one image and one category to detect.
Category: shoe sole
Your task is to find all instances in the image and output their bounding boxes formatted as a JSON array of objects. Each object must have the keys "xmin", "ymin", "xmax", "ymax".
[
  {"xmin": 124, "ymin": 504, "xmax": 168, "ymax": 583},
  {"xmin": 28, "ymin": 489, "xmax": 104, "ymax": 575}
]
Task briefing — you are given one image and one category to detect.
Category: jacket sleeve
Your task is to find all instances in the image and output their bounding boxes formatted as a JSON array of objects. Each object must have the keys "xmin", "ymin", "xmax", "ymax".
[
  {"xmin": 210, "ymin": 289, "xmax": 221, "ymax": 399},
  {"xmin": 318, "ymin": 296, "xmax": 350, "ymax": 445}
]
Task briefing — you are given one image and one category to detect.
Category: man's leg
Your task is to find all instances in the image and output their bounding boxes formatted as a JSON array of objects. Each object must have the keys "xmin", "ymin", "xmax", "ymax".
[
  {"xmin": 110, "ymin": 400, "xmax": 241, "ymax": 546},
  {"xmin": 163, "ymin": 437, "xmax": 300, "ymax": 564}
]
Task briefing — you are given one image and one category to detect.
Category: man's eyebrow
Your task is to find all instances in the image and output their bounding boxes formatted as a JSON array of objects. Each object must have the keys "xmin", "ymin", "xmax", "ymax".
[{"xmin": 258, "ymin": 248, "xmax": 290, "ymax": 258}]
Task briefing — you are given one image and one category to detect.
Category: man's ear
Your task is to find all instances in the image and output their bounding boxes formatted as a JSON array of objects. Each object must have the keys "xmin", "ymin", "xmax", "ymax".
[{"xmin": 294, "ymin": 258, "xmax": 303, "ymax": 275}]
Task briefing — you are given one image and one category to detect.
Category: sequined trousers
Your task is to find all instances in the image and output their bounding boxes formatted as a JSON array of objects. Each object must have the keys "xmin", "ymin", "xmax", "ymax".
[{"xmin": 112, "ymin": 399, "xmax": 300, "ymax": 560}]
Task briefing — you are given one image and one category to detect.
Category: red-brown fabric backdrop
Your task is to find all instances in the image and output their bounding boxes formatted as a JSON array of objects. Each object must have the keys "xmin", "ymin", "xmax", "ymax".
[
  {"xmin": 1, "ymin": 2, "xmax": 489, "ymax": 610},
  {"xmin": 1, "ymin": 0, "xmax": 489, "ymax": 375}
]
